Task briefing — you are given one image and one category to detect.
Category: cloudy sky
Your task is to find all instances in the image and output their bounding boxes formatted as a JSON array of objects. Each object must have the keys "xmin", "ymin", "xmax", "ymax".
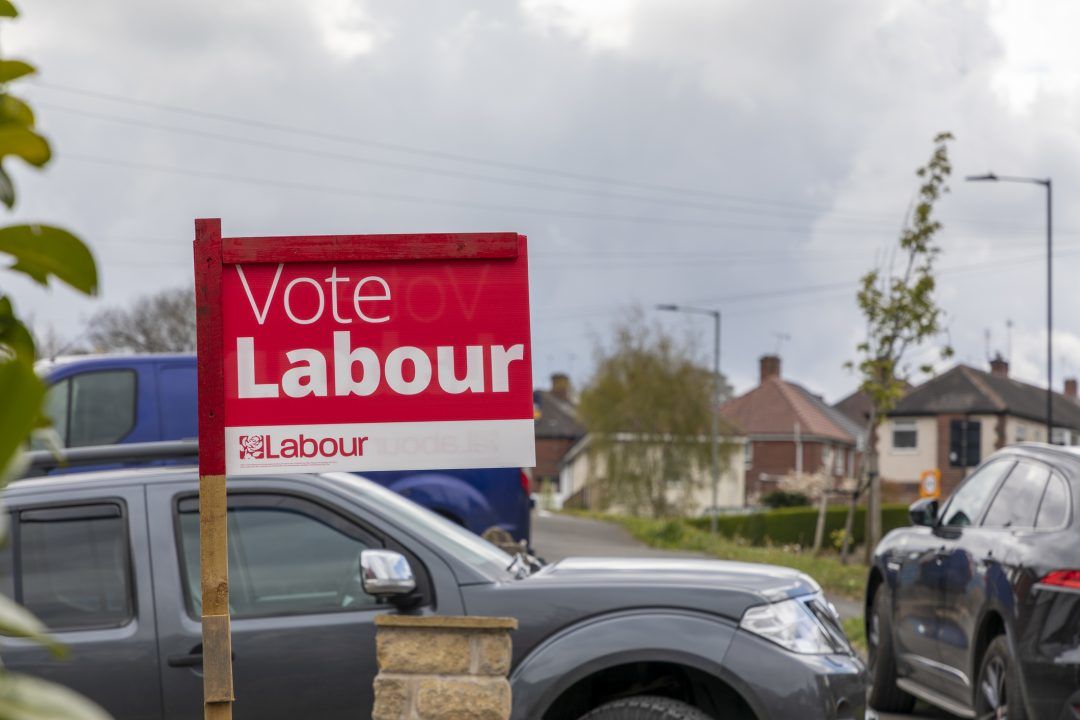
[{"xmin": 7, "ymin": 0, "xmax": 1080, "ymax": 401}]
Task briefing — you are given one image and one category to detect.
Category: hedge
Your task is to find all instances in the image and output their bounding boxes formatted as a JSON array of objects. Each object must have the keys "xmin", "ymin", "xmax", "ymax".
[{"xmin": 686, "ymin": 504, "xmax": 911, "ymax": 548}]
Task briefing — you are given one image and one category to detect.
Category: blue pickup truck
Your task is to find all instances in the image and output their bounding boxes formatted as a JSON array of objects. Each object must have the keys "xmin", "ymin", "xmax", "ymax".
[{"xmin": 35, "ymin": 353, "xmax": 531, "ymax": 543}]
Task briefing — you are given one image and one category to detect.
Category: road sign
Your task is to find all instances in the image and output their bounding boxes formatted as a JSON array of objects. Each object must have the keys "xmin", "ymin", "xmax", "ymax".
[
  {"xmin": 919, "ymin": 468, "xmax": 941, "ymax": 499},
  {"xmin": 193, "ymin": 219, "xmax": 535, "ymax": 719}
]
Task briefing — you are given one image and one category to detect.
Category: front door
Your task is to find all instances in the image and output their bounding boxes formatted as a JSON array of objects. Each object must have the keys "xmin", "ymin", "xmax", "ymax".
[
  {"xmin": 1, "ymin": 486, "xmax": 163, "ymax": 719},
  {"xmin": 929, "ymin": 458, "xmax": 1015, "ymax": 697},
  {"xmin": 938, "ymin": 458, "xmax": 1050, "ymax": 705},
  {"xmin": 148, "ymin": 482, "xmax": 409, "ymax": 720}
]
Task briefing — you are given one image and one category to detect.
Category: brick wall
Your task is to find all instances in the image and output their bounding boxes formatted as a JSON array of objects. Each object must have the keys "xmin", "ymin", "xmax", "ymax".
[{"xmin": 534, "ymin": 437, "xmax": 576, "ymax": 484}]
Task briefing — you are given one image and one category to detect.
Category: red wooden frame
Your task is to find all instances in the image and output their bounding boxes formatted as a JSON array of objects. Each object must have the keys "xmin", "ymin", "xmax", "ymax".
[
  {"xmin": 194, "ymin": 218, "xmax": 524, "ymax": 472},
  {"xmin": 222, "ymin": 231, "xmax": 518, "ymax": 264},
  {"xmin": 194, "ymin": 218, "xmax": 225, "ymax": 476}
]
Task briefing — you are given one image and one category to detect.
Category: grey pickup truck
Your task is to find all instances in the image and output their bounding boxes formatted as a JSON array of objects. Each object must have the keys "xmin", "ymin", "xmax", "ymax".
[{"xmin": 5, "ymin": 461, "xmax": 866, "ymax": 719}]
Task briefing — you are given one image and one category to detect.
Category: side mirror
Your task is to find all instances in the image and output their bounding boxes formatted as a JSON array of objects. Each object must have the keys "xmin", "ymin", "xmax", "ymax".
[
  {"xmin": 360, "ymin": 550, "xmax": 416, "ymax": 598},
  {"xmin": 908, "ymin": 498, "xmax": 938, "ymax": 527}
]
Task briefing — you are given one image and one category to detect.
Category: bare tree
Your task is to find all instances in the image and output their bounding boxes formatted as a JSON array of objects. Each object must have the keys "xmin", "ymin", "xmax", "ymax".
[{"xmin": 87, "ymin": 286, "xmax": 196, "ymax": 353}]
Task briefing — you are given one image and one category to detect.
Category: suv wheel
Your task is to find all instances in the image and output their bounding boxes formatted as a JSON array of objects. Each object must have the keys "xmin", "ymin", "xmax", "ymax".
[
  {"xmin": 867, "ymin": 586, "xmax": 915, "ymax": 713},
  {"xmin": 578, "ymin": 695, "xmax": 714, "ymax": 720},
  {"xmin": 975, "ymin": 635, "xmax": 1027, "ymax": 720}
]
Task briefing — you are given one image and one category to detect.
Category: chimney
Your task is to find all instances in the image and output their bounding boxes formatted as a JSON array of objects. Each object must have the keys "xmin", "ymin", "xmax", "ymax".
[
  {"xmin": 1066, "ymin": 378, "xmax": 1078, "ymax": 401},
  {"xmin": 550, "ymin": 372, "xmax": 572, "ymax": 402},
  {"xmin": 759, "ymin": 355, "xmax": 781, "ymax": 384},
  {"xmin": 989, "ymin": 354, "xmax": 1009, "ymax": 378}
]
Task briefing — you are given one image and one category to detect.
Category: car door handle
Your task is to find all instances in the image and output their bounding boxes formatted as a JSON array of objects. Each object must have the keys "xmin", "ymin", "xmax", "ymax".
[
  {"xmin": 167, "ymin": 649, "xmax": 204, "ymax": 668},
  {"xmin": 168, "ymin": 645, "xmax": 235, "ymax": 668}
]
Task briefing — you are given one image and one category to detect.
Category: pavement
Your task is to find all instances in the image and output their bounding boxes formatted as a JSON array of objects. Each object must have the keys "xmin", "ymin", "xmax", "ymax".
[{"xmin": 530, "ymin": 510, "xmax": 956, "ymax": 720}]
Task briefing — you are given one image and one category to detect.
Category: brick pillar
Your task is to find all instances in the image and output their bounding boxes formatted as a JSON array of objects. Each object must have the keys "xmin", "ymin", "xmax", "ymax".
[{"xmin": 373, "ymin": 615, "xmax": 517, "ymax": 720}]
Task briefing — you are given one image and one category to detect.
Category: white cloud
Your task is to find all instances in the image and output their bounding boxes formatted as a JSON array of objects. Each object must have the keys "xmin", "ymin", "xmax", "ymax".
[
  {"xmin": 311, "ymin": 0, "xmax": 391, "ymax": 60},
  {"xmin": 520, "ymin": 0, "xmax": 634, "ymax": 50},
  {"xmin": 988, "ymin": 0, "xmax": 1080, "ymax": 113}
]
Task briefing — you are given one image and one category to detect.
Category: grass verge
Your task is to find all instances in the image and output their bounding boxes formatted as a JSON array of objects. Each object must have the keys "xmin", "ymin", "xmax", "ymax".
[{"xmin": 567, "ymin": 511, "xmax": 870, "ymax": 601}]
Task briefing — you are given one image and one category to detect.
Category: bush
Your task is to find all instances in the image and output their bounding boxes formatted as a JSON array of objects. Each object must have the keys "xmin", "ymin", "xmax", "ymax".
[
  {"xmin": 761, "ymin": 490, "xmax": 811, "ymax": 508},
  {"xmin": 689, "ymin": 504, "xmax": 910, "ymax": 548}
]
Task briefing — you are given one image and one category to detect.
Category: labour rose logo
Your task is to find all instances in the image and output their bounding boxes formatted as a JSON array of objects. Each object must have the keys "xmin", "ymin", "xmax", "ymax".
[{"xmin": 239, "ymin": 435, "xmax": 265, "ymax": 459}]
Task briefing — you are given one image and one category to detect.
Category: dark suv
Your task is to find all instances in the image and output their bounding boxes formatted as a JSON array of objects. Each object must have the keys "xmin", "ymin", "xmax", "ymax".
[
  {"xmin": 5, "ymin": 462, "xmax": 865, "ymax": 720},
  {"xmin": 866, "ymin": 443, "xmax": 1080, "ymax": 719}
]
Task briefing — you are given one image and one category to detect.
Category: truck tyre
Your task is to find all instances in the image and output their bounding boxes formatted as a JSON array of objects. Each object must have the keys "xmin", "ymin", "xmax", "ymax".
[
  {"xmin": 974, "ymin": 635, "xmax": 1027, "ymax": 720},
  {"xmin": 867, "ymin": 586, "xmax": 916, "ymax": 713},
  {"xmin": 578, "ymin": 696, "xmax": 714, "ymax": 720}
]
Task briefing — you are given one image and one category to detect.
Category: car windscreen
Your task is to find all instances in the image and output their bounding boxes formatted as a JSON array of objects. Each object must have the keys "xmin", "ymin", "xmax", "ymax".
[{"xmin": 321, "ymin": 472, "xmax": 515, "ymax": 579}]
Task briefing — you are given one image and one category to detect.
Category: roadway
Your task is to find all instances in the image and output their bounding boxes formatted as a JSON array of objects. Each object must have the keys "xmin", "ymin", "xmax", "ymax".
[{"xmin": 530, "ymin": 510, "xmax": 954, "ymax": 720}]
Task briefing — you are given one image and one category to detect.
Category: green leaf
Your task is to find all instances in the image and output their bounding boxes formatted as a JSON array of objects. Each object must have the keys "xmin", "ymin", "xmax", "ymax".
[
  {"xmin": 0, "ymin": 672, "xmax": 112, "ymax": 720},
  {"xmin": 0, "ymin": 295, "xmax": 34, "ymax": 363},
  {"xmin": 0, "ymin": 0, "xmax": 17, "ymax": 18},
  {"xmin": 0, "ymin": 594, "xmax": 60, "ymax": 654},
  {"xmin": 0, "ymin": 165, "xmax": 14, "ymax": 210},
  {"xmin": 0, "ymin": 124, "xmax": 49, "ymax": 167},
  {"xmin": 0, "ymin": 61, "xmax": 34, "ymax": 84},
  {"xmin": 0, "ymin": 225, "xmax": 97, "ymax": 295},
  {"xmin": 0, "ymin": 359, "xmax": 43, "ymax": 482},
  {"xmin": 0, "ymin": 95, "xmax": 34, "ymax": 127}
]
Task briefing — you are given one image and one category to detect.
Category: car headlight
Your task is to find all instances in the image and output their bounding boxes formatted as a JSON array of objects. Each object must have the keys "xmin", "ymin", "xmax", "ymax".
[{"xmin": 739, "ymin": 595, "xmax": 850, "ymax": 655}]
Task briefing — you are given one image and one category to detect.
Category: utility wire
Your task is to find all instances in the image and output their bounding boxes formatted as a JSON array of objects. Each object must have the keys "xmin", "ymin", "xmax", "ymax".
[{"xmin": 27, "ymin": 81, "xmax": 956, "ymax": 221}]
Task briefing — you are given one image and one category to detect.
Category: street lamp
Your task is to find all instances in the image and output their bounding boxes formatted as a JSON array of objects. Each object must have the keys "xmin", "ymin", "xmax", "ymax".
[
  {"xmin": 966, "ymin": 173, "xmax": 1054, "ymax": 441},
  {"xmin": 657, "ymin": 303, "xmax": 722, "ymax": 533}
]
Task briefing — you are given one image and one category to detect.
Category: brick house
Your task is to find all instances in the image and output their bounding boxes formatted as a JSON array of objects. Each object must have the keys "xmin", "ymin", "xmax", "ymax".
[
  {"xmin": 879, "ymin": 356, "xmax": 1080, "ymax": 499},
  {"xmin": 532, "ymin": 373, "xmax": 585, "ymax": 496},
  {"xmin": 719, "ymin": 355, "xmax": 864, "ymax": 502}
]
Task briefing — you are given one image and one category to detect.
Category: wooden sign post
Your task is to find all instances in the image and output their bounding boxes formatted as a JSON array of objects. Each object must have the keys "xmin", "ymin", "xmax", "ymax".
[
  {"xmin": 194, "ymin": 219, "xmax": 234, "ymax": 719},
  {"xmin": 193, "ymin": 218, "xmax": 535, "ymax": 718}
]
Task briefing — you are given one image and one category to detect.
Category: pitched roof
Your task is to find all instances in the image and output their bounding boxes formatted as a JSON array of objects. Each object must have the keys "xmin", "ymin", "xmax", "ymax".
[
  {"xmin": 719, "ymin": 377, "xmax": 857, "ymax": 444},
  {"xmin": 891, "ymin": 364, "xmax": 1080, "ymax": 429},
  {"xmin": 833, "ymin": 382, "xmax": 913, "ymax": 426},
  {"xmin": 533, "ymin": 390, "xmax": 586, "ymax": 440}
]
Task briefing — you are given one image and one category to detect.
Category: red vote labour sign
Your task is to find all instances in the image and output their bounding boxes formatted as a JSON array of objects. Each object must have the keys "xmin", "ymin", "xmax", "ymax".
[{"xmin": 196, "ymin": 221, "xmax": 535, "ymax": 477}]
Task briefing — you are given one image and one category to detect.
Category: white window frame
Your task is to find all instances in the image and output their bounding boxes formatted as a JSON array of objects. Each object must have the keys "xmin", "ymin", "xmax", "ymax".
[{"xmin": 891, "ymin": 419, "xmax": 918, "ymax": 454}]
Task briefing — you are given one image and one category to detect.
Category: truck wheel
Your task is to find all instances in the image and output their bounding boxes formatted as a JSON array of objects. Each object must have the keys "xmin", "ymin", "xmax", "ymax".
[
  {"xmin": 578, "ymin": 695, "xmax": 714, "ymax": 720},
  {"xmin": 867, "ymin": 586, "xmax": 915, "ymax": 713},
  {"xmin": 974, "ymin": 635, "xmax": 1027, "ymax": 720}
]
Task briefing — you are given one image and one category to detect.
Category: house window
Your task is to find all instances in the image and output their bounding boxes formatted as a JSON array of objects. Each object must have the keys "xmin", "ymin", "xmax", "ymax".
[
  {"xmin": 892, "ymin": 420, "xmax": 917, "ymax": 451},
  {"xmin": 821, "ymin": 445, "xmax": 832, "ymax": 472},
  {"xmin": 743, "ymin": 442, "xmax": 753, "ymax": 465},
  {"xmin": 949, "ymin": 419, "xmax": 982, "ymax": 467},
  {"xmin": 1015, "ymin": 424, "xmax": 1026, "ymax": 442},
  {"xmin": 833, "ymin": 447, "xmax": 844, "ymax": 475}
]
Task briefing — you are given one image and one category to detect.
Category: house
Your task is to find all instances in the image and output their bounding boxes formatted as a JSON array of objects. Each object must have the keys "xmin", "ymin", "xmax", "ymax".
[
  {"xmin": 879, "ymin": 356, "xmax": 1080, "ymax": 499},
  {"xmin": 719, "ymin": 355, "xmax": 864, "ymax": 502},
  {"xmin": 532, "ymin": 372, "xmax": 585, "ymax": 497},
  {"xmin": 558, "ymin": 428, "xmax": 747, "ymax": 515}
]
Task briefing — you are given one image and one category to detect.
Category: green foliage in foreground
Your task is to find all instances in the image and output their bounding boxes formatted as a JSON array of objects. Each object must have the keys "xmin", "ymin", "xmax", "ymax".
[
  {"xmin": 0, "ymin": 2, "xmax": 108, "ymax": 717},
  {"xmin": 684, "ymin": 504, "xmax": 912, "ymax": 549},
  {"xmin": 573, "ymin": 512, "xmax": 871, "ymax": 600}
]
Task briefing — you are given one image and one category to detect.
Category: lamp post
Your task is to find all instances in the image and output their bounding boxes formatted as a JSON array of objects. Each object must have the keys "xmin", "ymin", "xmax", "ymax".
[
  {"xmin": 657, "ymin": 303, "xmax": 722, "ymax": 533},
  {"xmin": 966, "ymin": 173, "xmax": 1054, "ymax": 441}
]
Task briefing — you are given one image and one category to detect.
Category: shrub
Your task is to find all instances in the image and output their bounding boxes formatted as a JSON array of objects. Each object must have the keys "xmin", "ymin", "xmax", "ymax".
[
  {"xmin": 761, "ymin": 490, "xmax": 811, "ymax": 508},
  {"xmin": 689, "ymin": 504, "xmax": 910, "ymax": 548}
]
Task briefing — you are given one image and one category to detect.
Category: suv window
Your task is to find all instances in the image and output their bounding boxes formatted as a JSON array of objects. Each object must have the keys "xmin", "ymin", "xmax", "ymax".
[
  {"xmin": 1036, "ymin": 473, "xmax": 1070, "ymax": 529},
  {"xmin": 941, "ymin": 459, "xmax": 1013, "ymax": 527},
  {"xmin": 982, "ymin": 460, "xmax": 1049, "ymax": 529},
  {"xmin": 16, "ymin": 504, "xmax": 132, "ymax": 630},
  {"xmin": 178, "ymin": 495, "xmax": 383, "ymax": 618},
  {"xmin": 68, "ymin": 370, "xmax": 137, "ymax": 447}
]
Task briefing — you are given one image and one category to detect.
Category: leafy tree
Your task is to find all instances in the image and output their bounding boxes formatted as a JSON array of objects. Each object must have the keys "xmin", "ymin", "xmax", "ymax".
[
  {"xmin": 578, "ymin": 311, "xmax": 735, "ymax": 517},
  {"xmin": 846, "ymin": 132, "xmax": 955, "ymax": 561},
  {"xmin": 86, "ymin": 285, "xmax": 195, "ymax": 353},
  {"xmin": 0, "ymin": 2, "xmax": 110, "ymax": 717}
]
